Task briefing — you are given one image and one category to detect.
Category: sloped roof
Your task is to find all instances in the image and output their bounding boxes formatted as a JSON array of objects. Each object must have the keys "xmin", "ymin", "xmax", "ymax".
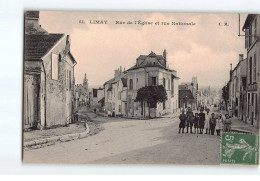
[
  {"xmin": 242, "ymin": 14, "xmax": 257, "ymax": 30},
  {"xmin": 121, "ymin": 78, "xmax": 127, "ymax": 87},
  {"xmin": 24, "ymin": 34, "xmax": 64, "ymax": 60},
  {"xmin": 179, "ymin": 89, "xmax": 194, "ymax": 100},
  {"xmin": 127, "ymin": 51, "xmax": 175, "ymax": 72}
]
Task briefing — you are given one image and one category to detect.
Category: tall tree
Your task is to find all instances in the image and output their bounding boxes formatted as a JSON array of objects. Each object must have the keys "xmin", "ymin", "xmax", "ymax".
[
  {"xmin": 135, "ymin": 85, "xmax": 168, "ymax": 118},
  {"xmin": 222, "ymin": 83, "xmax": 229, "ymax": 110}
]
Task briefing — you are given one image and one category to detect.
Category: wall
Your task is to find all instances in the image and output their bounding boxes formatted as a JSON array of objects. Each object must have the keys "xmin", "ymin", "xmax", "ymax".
[{"xmin": 42, "ymin": 36, "xmax": 72, "ymax": 127}]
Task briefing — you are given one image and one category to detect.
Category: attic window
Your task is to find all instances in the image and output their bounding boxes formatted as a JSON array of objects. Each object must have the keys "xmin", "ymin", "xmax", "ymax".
[{"xmin": 51, "ymin": 53, "xmax": 59, "ymax": 80}]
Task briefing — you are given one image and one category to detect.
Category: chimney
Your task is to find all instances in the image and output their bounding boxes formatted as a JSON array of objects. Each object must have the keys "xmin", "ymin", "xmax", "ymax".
[
  {"xmin": 230, "ymin": 63, "xmax": 233, "ymax": 80},
  {"xmin": 25, "ymin": 11, "xmax": 48, "ymax": 34},
  {"xmin": 120, "ymin": 66, "xmax": 122, "ymax": 73},
  {"xmin": 239, "ymin": 54, "xmax": 244, "ymax": 62},
  {"xmin": 163, "ymin": 49, "xmax": 167, "ymax": 67}
]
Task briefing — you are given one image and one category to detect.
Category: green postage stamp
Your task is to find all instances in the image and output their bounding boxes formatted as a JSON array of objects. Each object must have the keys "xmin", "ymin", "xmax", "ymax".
[{"xmin": 221, "ymin": 132, "xmax": 259, "ymax": 165}]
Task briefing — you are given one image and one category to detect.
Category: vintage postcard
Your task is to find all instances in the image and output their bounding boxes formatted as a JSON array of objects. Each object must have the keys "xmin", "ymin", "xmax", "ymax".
[{"xmin": 22, "ymin": 11, "xmax": 259, "ymax": 165}]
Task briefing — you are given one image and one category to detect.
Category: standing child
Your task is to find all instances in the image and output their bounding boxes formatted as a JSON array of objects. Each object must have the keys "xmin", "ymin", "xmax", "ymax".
[
  {"xmin": 178, "ymin": 109, "xmax": 187, "ymax": 134},
  {"xmin": 186, "ymin": 107, "xmax": 194, "ymax": 134},
  {"xmin": 193, "ymin": 113, "xmax": 199, "ymax": 134},
  {"xmin": 216, "ymin": 114, "xmax": 223, "ymax": 136},
  {"xmin": 209, "ymin": 113, "xmax": 217, "ymax": 135},
  {"xmin": 198, "ymin": 109, "xmax": 205, "ymax": 134},
  {"xmin": 223, "ymin": 114, "xmax": 232, "ymax": 132},
  {"xmin": 204, "ymin": 112, "xmax": 210, "ymax": 134}
]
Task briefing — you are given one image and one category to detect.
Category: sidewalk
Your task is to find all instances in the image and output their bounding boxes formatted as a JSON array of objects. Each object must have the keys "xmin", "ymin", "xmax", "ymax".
[
  {"xmin": 23, "ymin": 106, "xmax": 92, "ymax": 150},
  {"xmin": 229, "ymin": 117, "xmax": 259, "ymax": 134},
  {"xmin": 218, "ymin": 110, "xmax": 259, "ymax": 134}
]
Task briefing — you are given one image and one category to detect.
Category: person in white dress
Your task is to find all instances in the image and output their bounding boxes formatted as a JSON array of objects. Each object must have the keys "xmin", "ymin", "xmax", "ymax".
[
  {"xmin": 216, "ymin": 114, "xmax": 223, "ymax": 136},
  {"xmin": 204, "ymin": 112, "xmax": 210, "ymax": 134}
]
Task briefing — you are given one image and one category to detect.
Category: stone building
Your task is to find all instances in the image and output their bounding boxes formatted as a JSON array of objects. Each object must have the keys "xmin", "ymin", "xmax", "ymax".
[
  {"xmin": 178, "ymin": 77, "xmax": 198, "ymax": 110},
  {"xmin": 89, "ymin": 87, "xmax": 105, "ymax": 111},
  {"xmin": 75, "ymin": 73, "xmax": 89, "ymax": 108},
  {"xmin": 126, "ymin": 50, "xmax": 179, "ymax": 117},
  {"xmin": 23, "ymin": 11, "xmax": 77, "ymax": 129},
  {"xmin": 104, "ymin": 67, "xmax": 127, "ymax": 116},
  {"xmin": 243, "ymin": 14, "xmax": 260, "ymax": 129},
  {"xmin": 228, "ymin": 54, "xmax": 247, "ymax": 121}
]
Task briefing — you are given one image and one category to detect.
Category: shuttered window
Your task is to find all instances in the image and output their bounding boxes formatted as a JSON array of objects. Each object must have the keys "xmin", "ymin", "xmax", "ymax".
[
  {"xmin": 51, "ymin": 53, "xmax": 59, "ymax": 80},
  {"xmin": 253, "ymin": 53, "xmax": 257, "ymax": 82},
  {"xmin": 129, "ymin": 79, "xmax": 133, "ymax": 90},
  {"xmin": 245, "ymin": 29, "xmax": 249, "ymax": 49}
]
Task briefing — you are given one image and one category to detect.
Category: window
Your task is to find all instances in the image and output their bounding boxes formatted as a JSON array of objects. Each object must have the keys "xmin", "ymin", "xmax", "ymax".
[
  {"xmin": 93, "ymin": 89, "xmax": 97, "ymax": 98},
  {"xmin": 152, "ymin": 77, "xmax": 156, "ymax": 86},
  {"xmin": 168, "ymin": 78, "xmax": 170, "ymax": 90},
  {"xmin": 129, "ymin": 79, "xmax": 133, "ymax": 90},
  {"xmin": 163, "ymin": 101, "xmax": 166, "ymax": 110},
  {"xmin": 163, "ymin": 78, "xmax": 166, "ymax": 87},
  {"xmin": 171, "ymin": 78, "xmax": 174, "ymax": 96},
  {"xmin": 253, "ymin": 53, "xmax": 257, "ymax": 82},
  {"xmin": 249, "ymin": 57, "xmax": 253, "ymax": 84},
  {"xmin": 253, "ymin": 18, "xmax": 257, "ymax": 42},
  {"xmin": 136, "ymin": 78, "xmax": 138, "ymax": 83},
  {"xmin": 249, "ymin": 25, "xmax": 252, "ymax": 47},
  {"xmin": 51, "ymin": 53, "xmax": 59, "ymax": 80}
]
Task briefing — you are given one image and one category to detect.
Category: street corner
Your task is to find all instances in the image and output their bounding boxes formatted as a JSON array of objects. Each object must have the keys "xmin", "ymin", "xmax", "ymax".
[{"xmin": 221, "ymin": 132, "xmax": 259, "ymax": 165}]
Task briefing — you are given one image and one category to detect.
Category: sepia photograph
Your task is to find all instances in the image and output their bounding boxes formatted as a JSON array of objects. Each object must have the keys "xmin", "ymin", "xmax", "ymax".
[{"xmin": 22, "ymin": 10, "xmax": 259, "ymax": 165}]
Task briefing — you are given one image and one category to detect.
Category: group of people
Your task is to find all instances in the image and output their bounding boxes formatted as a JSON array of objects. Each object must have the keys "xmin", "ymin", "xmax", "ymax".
[{"xmin": 178, "ymin": 107, "xmax": 232, "ymax": 136}]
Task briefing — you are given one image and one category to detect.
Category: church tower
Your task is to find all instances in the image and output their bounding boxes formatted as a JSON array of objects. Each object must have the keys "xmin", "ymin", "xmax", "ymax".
[{"xmin": 83, "ymin": 73, "xmax": 88, "ymax": 90}]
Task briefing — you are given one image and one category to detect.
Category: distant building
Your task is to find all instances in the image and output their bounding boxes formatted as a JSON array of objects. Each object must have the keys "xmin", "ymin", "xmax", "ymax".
[
  {"xmin": 83, "ymin": 73, "xmax": 88, "ymax": 90},
  {"xmin": 179, "ymin": 89, "xmax": 194, "ymax": 109},
  {"xmin": 126, "ymin": 50, "xmax": 179, "ymax": 117},
  {"xmin": 178, "ymin": 77, "xmax": 198, "ymax": 110},
  {"xmin": 23, "ymin": 11, "xmax": 77, "ymax": 129},
  {"xmin": 104, "ymin": 67, "xmax": 127, "ymax": 116},
  {"xmin": 242, "ymin": 14, "xmax": 260, "ymax": 129},
  {"xmin": 228, "ymin": 54, "xmax": 247, "ymax": 120},
  {"xmin": 89, "ymin": 87, "xmax": 105, "ymax": 111},
  {"xmin": 75, "ymin": 73, "xmax": 89, "ymax": 108}
]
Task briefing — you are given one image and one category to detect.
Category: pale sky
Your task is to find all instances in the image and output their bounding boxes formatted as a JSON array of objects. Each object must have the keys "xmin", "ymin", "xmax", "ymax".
[{"xmin": 39, "ymin": 11, "xmax": 247, "ymax": 88}]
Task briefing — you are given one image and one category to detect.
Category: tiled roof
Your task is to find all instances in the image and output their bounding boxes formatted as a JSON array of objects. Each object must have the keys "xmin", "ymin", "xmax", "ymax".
[
  {"xmin": 24, "ymin": 34, "xmax": 64, "ymax": 60},
  {"xmin": 179, "ymin": 89, "xmax": 194, "ymax": 100}
]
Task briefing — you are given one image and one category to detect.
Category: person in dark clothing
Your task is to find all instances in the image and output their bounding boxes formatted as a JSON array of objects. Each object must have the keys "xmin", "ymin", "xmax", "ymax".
[
  {"xmin": 198, "ymin": 109, "xmax": 205, "ymax": 134},
  {"xmin": 209, "ymin": 113, "xmax": 217, "ymax": 135},
  {"xmin": 186, "ymin": 107, "xmax": 194, "ymax": 133},
  {"xmin": 193, "ymin": 113, "xmax": 199, "ymax": 134},
  {"xmin": 179, "ymin": 109, "xmax": 187, "ymax": 134},
  {"xmin": 74, "ymin": 110, "xmax": 78, "ymax": 122}
]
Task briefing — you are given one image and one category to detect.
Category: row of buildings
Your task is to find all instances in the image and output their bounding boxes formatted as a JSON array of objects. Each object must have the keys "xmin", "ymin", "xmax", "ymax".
[
  {"xmin": 103, "ymin": 50, "xmax": 180, "ymax": 118},
  {"xmin": 227, "ymin": 14, "xmax": 260, "ymax": 129},
  {"xmin": 23, "ymin": 11, "xmax": 77, "ymax": 129}
]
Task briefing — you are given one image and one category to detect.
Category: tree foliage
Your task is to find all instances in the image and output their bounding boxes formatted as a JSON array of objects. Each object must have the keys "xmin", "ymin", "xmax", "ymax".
[
  {"xmin": 222, "ymin": 83, "xmax": 229, "ymax": 108},
  {"xmin": 135, "ymin": 85, "xmax": 168, "ymax": 108}
]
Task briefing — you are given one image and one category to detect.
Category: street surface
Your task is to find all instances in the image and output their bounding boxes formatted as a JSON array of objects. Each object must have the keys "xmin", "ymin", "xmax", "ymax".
[{"xmin": 23, "ymin": 111, "xmax": 220, "ymax": 165}]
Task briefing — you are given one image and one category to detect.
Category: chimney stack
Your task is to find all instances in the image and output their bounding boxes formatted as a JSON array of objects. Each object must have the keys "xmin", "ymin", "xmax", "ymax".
[
  {"xmin": 239, "ymin": 54, "xmax": 244, "ymax": 62},
  {"xmin": 163, "ymin": 49, "xmax": 167, "ymax": 67},
  {"xmin": 25, "ymin": 11, "xmax": 48, "ymax": 34},
  {"xmin": 230, "ymin": 63, "xmax": 233, "ymax": 80}
]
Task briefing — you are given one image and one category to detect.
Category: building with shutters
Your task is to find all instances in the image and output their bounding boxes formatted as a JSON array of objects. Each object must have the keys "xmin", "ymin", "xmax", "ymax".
[
  {"xmin": 242, "ymin": 14, "xmax": 260, "ymax": 129},
  {"xmin": 228, "ymin": 54, "xmax": 247, "ymax": 121},
  {"xmin": 104, "ymin": 67, "xmax": 128, "ymax": 117},
  {"xmin": 23, "ymin": 11, "xmax": 77, "ymax": 129},
  {"xmin": 126, "ymin": 50, "xmax": 179, "ymax": 117}
]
